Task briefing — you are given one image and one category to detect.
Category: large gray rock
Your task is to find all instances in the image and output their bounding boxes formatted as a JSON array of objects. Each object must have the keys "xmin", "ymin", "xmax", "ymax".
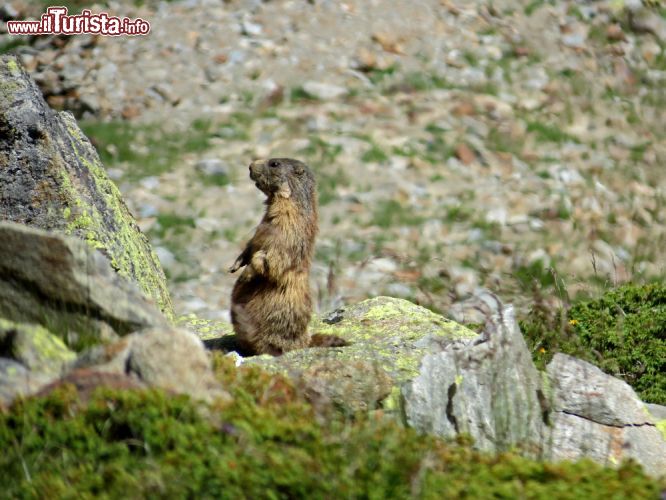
[
  {"xmin": 402, "ymin": 305, "xmax": 546, "ymax": 457},
  {"xmin": 545, "ymin": 354, "xmax": 666, "ymax": 478},
  {"xmin": 0, "ymin": 221, "xmax": 168, "ymax": 351},
  {"xmin": 0, "ymin": 55, "xmax": 173, "ymax": 320}
]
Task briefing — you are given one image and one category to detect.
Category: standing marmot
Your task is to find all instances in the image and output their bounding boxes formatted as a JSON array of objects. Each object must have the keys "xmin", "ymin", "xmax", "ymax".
[{"xmin": 229, "ymin": 158, "xmax": 347, "ymax": 355}]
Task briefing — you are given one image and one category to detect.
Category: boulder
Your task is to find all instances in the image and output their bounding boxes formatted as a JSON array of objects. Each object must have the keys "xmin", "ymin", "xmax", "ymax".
[
  {"xmin": 0, "ymin": 221, "xmax": 168, "ymax": 351},
  {"xmin": 184, "ymin": 296, "xmax": 479, "ymax": 414},
  {"xmin": 0, "ymin": 55, "xmax": 173, "ymax": 320},
  {"xmin": 545, "ymin": 353, "xmax": 666, "ymax": 478},
  {"xmin": 402, "ymin": 305, "xmax": 546, "ymax": 457}
]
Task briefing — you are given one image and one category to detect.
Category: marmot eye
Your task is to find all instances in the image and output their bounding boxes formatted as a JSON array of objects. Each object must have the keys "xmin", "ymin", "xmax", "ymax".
[{"xmin": 268, "ymin": 160, "xmax": 280, "ymax": 168}]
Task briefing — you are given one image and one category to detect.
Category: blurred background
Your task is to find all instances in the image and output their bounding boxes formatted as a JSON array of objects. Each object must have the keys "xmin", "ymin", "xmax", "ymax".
[{"xmin": 2, "ymin": 0, "xmax": 665, "ymax": 326}]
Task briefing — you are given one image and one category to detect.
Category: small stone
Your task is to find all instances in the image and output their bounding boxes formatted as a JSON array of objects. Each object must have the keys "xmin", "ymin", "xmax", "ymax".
[
  {"xmin": 606, "ymin": 24, "xmax": 626, "ymax": 42},
  {"xmin": 372, "ymin": 32, "xmax": 405, "ymax": 55},
  {"xmin": 451, "ymin": 101, "xmax": 476, "ymax": 117},
  {"xmin": 241, "ymin": 20, "xmax": 262, "ymax": 37},
  {"xmin": 455, "ymin": 143, "xmax": 476, "ymax": 165},
  {"xmin": 195, "ymin": 158, "xmax": 228, "ymax": 177},
  {"xmin": 155, "ymin": 246, "xmax": 177, "ymax": 270},
  {"xmin": 302, "ymin": 81, "xmax": 347, "ymax": 100},
  {"xmin": 121, "ymin": 105, "xmax": 141, "ymax": 119}
]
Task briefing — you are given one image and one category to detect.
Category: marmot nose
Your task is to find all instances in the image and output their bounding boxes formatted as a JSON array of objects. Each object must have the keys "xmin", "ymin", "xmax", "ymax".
[{"xmin": 249, "ymin": 159, "xmax": 266, "ymax": 173}]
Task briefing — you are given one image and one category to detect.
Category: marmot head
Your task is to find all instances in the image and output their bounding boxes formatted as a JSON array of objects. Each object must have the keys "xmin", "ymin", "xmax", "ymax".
[{"xmin": 249, "ymin": 158, "xmax": 316, "ymax": 209}]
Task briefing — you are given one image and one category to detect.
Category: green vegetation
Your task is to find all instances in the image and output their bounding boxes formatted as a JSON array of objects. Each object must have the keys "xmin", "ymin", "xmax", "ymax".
[
  {"xmin": 526, "ymin": 121, "xmax": 579, "ymax": 144},
  {"xmin": 371, "ymin": 199, "xmax": 425, "ymax": 228},
  {"xmin": 514, "ymin": 260, "xmax": 558, "ymax": 291},
  {"xmin": 0, "ymin": 356, "xmax": 662, "ymax": 498},
  {"xmin": 361, "ymin": 144, "xmax": 389, "ymax": 163},
  {"xmin": 152, "ymin": 213, "xmax": 196, "ymax": 239},
  {"xmin": 80, "ymin": 119, "xmax": 214, "ymax": 181},
  {"xmin": 524, "ymin": 0, "xmax": 546, "ymax": 16},
  {"xmin": 521, "ymin": 282, "xmax": 666, "ymax": 404},
  {"xmin": 290, "ymin": 86, "xmax": 318, "ymax": 102},
  {"xmin": 298, "ymin": 137, "xmax": 349, "ymax": 205},
  {"xmin": 0, "ymin": 38, "xmax": 28, "ymax": 55},
  {"xmin": 383, "ymin": 71, "xmax": 455, "ymax": 94}
]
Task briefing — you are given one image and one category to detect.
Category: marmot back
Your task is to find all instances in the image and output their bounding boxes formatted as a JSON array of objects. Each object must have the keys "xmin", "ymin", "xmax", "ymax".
[{"xmin": 229, "ymin": 158, "xmax": 347, "ymax": 355}]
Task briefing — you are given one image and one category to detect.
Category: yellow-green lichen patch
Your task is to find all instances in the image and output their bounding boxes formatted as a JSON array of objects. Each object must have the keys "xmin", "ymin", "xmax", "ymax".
[
  {"xmin": 0, "ymin": 318, "xmax": 76, "ymax": 374},
  {"xmin": 176, "ymin": 314, "xmax": 234, "ymax": 341},
  {"xmin": 6, "ymin": 57, "xmax": 19, "ymax": 76},
  {"xmin": 657, "ymin": 420, "xmax": 666, "ymax": 440}
]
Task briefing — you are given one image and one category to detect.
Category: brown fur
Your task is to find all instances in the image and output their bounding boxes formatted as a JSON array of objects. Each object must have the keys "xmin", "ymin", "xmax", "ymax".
[{"xmin": 229, "ymin": 158, "xmax": 347, "ymax": 356}]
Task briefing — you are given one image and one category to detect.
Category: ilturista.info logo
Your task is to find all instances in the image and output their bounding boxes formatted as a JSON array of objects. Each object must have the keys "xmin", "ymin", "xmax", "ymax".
[{"xmin": 7, "ymin": 6, "xmax": 150, "ymax": 36}]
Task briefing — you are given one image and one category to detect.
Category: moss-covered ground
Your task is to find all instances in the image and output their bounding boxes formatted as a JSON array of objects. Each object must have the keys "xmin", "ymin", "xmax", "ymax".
[
  {"xmin": 521, "ymin": 282, "xmax": 666, "ymax": 405},
  {"xmin": 1, "ymin": 354, "xmax": 663, "ymax": 499}
]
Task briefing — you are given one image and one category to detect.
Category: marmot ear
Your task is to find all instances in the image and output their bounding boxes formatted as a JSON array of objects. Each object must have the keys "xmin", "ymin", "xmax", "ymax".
[
  {"xmin": 294, "ymin": 164, "xmax": 305, "ymax": 175},
  {"xmin": 277, "ymin": 182, "xmax": 292, "ymax": 198}
]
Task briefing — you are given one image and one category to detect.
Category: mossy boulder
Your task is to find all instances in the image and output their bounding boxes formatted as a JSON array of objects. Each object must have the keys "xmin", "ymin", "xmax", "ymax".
[{"xmin": 0, "ymin": 55, "xmax": 173, "ymax": 320}]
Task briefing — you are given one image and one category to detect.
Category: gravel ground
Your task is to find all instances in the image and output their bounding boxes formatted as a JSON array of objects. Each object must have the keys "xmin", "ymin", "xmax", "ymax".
[{"xmin": 3, "ymin": 0, "xmax": 665, "ymax": 323}]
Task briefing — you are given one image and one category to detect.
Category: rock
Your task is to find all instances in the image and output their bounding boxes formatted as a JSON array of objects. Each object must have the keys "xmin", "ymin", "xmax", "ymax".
[
  {"xmin": 195, "ymin": 158, "xmax": 229, "ymax": 177},
  {"xmin": 74, "ymin": 326, "xmax": 229, "ymax": 403},
  {"xmin": 0, "ymin": 359, "xmax": 53, "ymax": 407},
  {"xmin": 455, "ymin": 143, "xmax": 476, "ymax": 165},
  {"xmin": 646, "ymin": 403, "xmax": 666, "ymax": 421},
  {"xmin": 545, "ymin": 354, "xmax": 666, "ymax": 477},
  {"xmin": 0, "ymin": 318, "xmax": 76, "ymax": 375},
  {"xmin": 402, "ymin": 304, "xmax": 546, "ymax": 457},
  {"xmin": 0, "ymin": 56, "xmax": 174, "ymax": 320},
  {"xmin": 0, "ymin": 222, "xmax": 168, "ymax": 351},
  {"xmin": 302, "ymin": 81, "xmax": 347, "ymax": 100},
  {"xmin": 298, "ymin": 359, "xmax": 393, "ymax": 414},
  {"xmin": 189, "ymin": 297, "xmax": 478, "ymax": 412}
]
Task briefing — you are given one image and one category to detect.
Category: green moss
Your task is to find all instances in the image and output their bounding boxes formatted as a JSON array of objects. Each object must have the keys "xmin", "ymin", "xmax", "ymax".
[
  {"xmin": 521, "ymin": 283, "xmax": 666, "ymax": 404},
  {"xmin": 657, "ymin": 419, "xmax": 666, "ymax": 440},
  {"xmin": 0, "ymin": 361, "xmax": 661, "ymax": 498}
]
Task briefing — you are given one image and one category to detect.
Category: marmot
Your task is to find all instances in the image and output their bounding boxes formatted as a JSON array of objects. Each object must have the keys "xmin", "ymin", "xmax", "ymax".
[{"xmin": 229, "ymin": 158, "xmax": 347, "ymax": 356}]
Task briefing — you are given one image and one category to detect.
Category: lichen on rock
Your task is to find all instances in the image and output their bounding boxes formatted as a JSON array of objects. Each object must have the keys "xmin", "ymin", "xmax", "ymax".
[{"xmin": 0, "ymin": 318, "xmax": 76, "ymax": 375}]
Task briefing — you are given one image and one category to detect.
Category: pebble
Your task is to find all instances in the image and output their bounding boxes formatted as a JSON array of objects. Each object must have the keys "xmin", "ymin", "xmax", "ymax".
[{"xmin": 302, "ymin": 81, "xmax": 348, "ymax": 100}]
